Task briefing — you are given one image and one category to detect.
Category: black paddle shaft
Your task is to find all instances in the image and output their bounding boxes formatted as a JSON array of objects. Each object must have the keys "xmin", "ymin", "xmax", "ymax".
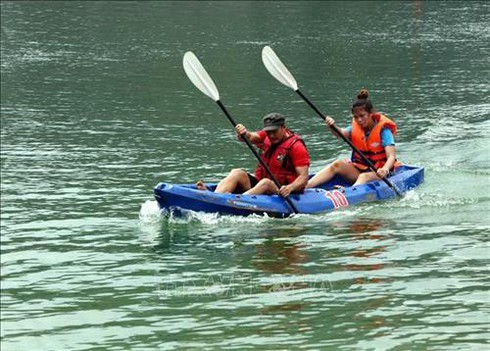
[
  {"xmin": 215, "ymin": 100, "xmax": 300, "ymax": 213},
  {"xmin": 295, "ymin": 89, "xmax": 403, "ymax": 197}
]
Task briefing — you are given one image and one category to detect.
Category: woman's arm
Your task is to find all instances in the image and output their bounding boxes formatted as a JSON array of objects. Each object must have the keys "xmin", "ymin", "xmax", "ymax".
[
  {"xmin": 377, "ymin": 145, "xmax": 396, "ymax": 177},
  {"xmin": 325, "ymin": 116, "xmax": 349, "ymax": 140},
  {"xmin": 377, "ymin": 128, "xmax": 396, "ymax": 177}
]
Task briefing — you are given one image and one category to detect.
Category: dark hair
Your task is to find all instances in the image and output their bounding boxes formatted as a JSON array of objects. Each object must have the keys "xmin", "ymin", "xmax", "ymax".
[{"xmin": 351, "ymin": 88, "xmax": 374, "ymax": 113}]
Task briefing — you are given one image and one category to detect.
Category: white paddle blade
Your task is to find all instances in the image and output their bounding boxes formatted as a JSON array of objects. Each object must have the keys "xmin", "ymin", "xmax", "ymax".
[
  {"xmin": 183, "ymin": 51, "xmax": 220, "ymax": 101},
  {"xmin": 262, "ymin": 46, "xmax": 298, "ymax": 91}
]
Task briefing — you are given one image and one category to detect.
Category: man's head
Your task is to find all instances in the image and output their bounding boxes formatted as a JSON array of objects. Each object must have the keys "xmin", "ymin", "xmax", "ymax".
[
  {"xmin": 262, "ymin": 113, "xmax": 286, "ymax": 131},
  {"xmin": 262, "ymin": 113, "xmax": 287, "ymax": 144}
]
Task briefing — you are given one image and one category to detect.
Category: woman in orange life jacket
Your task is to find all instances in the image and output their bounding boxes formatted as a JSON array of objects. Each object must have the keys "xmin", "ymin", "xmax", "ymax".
[
  {"xmin": 198, "ymin": 113, "xmax": 310, "ymax": 197},
  {"xmin": 306, "ymin": 89, "xmax": 401, "ymax": 188}
]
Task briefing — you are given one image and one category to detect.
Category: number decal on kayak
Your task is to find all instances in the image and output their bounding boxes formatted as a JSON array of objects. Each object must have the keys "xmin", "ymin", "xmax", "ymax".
[{"xmin": 325, "ymin": 190, "xmax": 349, "ymax": 209}]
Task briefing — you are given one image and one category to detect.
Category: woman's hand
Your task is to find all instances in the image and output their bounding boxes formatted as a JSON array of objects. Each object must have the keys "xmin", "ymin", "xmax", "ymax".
[
  {"xmin": 325, "ymin": 116, "xmax": 349, "ymax": 139},
  {"xmin": 325, "ymin": 116, "xmax": 335, "ymax": 126},
  {"xmin": 376, "ymin": 166, "xmax": 390, "ymax": 178}
]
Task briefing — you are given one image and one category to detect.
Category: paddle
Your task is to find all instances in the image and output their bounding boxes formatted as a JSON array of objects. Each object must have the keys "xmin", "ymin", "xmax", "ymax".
[
  {"xmin": 182, "ymin": 51, "xmax": 300, "ymax": 214},
  {"xmin": 261, "ymin": 46, "xmax": 403, "ymax": 197}
]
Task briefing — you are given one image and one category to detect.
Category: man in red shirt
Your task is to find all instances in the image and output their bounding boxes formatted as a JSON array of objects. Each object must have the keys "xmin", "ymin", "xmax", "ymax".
[{"xmin": 202, "ymin": 113, "xmax": 310, "ymax": 197}]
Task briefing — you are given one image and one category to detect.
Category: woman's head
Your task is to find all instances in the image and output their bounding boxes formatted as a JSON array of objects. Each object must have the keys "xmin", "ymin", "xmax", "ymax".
[
  {"xmin": 351, "ymin": 88, "xmax": 374, "ymax": 114},
  {"xmin": 351, "ymin": 88, "xmax": 375, "ymax": 128}
]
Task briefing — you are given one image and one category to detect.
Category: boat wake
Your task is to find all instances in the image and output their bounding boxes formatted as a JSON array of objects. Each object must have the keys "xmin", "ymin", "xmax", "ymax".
[
  {"xmin": 138, "ymin": 199, "xmax": 368, "ymax": 226},
  {"xmin": 139, "ymin": 200, "xmax": 286, "ymax": 225}
]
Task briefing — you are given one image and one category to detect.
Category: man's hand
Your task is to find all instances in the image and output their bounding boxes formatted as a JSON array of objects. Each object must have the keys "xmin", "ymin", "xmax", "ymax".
[
  {"xmin": 278, "ymin": 184, "xmax": 293, "ymax": 198},
  {"xmin": 235, "ymin": 124, "xmax": 247, "ymax": 135}
]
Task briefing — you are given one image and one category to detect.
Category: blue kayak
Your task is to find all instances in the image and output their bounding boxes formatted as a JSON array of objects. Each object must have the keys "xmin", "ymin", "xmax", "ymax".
[{"xmin": 154, "ymin": 165, "xmax": 424, "ymax": 217}]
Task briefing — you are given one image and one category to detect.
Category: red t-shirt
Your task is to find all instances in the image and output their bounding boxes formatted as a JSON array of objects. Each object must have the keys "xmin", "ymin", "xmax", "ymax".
[{"xmin": 256, "ymin": 130, "xmax": 310, "ymax": 169}]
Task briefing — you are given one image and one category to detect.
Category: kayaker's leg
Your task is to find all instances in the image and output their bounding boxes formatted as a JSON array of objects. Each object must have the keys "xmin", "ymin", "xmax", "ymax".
[
  {"xmin": 243, "ymin": 178, "xmax": 278, "ymax": 195},
  {"xmin": 306, "ymin": 160, "xmax": 360, "ymax": 188},
  {"xmin": 353, "ymin": 171, "xmax": 379, "ymax": 186},
  {"xmin": 215, "ymin": 169, "xmax": 252, "ymax": 194}
]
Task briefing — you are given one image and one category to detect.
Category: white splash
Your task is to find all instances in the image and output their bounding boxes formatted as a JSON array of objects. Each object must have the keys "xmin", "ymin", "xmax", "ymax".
[{"xmin": 139, "ymin": 200, "xmax": 164, "ymax": 223}]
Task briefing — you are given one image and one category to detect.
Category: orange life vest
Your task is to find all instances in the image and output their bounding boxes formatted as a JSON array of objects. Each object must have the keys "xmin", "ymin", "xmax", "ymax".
[
  {"xmin": 254, "ymin": 132, "xmax": 306, "ymax": 185},
  {"xmin": 350, "ymin": 113, "xmax": 400, "ymax": 170}
]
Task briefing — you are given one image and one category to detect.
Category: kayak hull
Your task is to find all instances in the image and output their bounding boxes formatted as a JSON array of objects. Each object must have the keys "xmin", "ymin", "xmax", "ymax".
[{"xmin": 153, "ymin": 165, "xmax": 424, "ymax": 217}]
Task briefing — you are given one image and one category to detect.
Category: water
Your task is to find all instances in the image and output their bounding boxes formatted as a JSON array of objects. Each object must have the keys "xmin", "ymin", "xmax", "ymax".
[{"xmin": 1, "ymin": 1, "xmax": 489, "ymax": 350}]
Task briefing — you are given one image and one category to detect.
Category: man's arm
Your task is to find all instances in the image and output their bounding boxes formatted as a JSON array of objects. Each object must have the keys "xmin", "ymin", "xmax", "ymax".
[
  {"xmin": 235, "ymin": 124, "xmax": 262, "ymax": 144},
  {"xmin": 278, "ymin": 165, "xmax": 309, "ymax": 197}
]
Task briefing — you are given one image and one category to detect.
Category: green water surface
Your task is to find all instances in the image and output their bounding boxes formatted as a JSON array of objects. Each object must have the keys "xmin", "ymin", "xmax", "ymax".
[{"xmin": 1, "ymin": 1, "xmax": 489, "ymax": 350}]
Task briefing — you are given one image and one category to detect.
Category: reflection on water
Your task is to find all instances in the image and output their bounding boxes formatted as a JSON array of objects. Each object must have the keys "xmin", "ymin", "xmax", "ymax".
[
  {"xmin": 252, "ymin": 227, "xmax": 310, "ymax": 318},
  {"xmin": 334, "ymin": 218, "xmax": 393, "ymax": 285},
  {"xmin": 252, "ymin": 227, "xmax": 309, "ymax": 275},
  {"xmin": 334, "ymin": 218, "xmax": 394, "ymax": 334}
]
